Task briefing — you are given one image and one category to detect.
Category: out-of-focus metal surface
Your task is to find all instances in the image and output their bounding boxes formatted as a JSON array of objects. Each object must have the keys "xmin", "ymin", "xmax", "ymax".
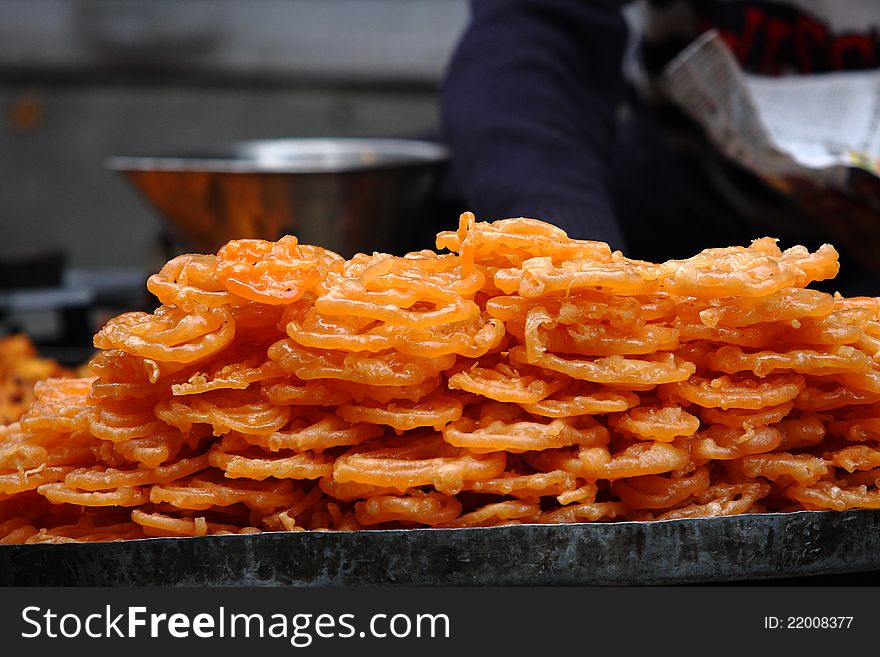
[
  {"xmin": 110, "ymin": 139, "xmax": 450, "ymax": 174},
  {"xmin": 2, "ymin": 511, "xmax": 879, "ymax": 586},
  {"xmin": 108, "ymin": 138, "xmax": 449, "ymax": 257}
]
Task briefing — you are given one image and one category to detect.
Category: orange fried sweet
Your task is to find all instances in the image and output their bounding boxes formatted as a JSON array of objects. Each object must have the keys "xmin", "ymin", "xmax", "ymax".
[
  {"xmin": 3, "ymin": 214, "xmax": 880, "ymax": 541},
  {"xmin": 333, "ymin": 434, "xmax": 506, "ymax": 495},
  {"xmin": 216, "ymin": 236, "xmax": 342, "ymax": 305},
  {"xmin": 147, "ymin": 254, "xmax": 230, "ymax": 309},
  {"xmin": 94, "ymin": 305, "xmax": 235, "ymax": 364},
  {"xmin": 0, "ymin": 335, "xmax": 75, "ymax": 424}
]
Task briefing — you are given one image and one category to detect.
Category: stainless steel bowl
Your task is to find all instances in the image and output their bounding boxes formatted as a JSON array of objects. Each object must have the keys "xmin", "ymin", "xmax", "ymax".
[{"xmin": 108, "ymin": 138, "xmax": 449, "ymax": 257}]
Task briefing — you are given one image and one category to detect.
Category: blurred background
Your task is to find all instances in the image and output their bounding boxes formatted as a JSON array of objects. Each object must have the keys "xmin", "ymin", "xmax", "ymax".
[{"xmin": 0, "ymin": 0, "xmax": 468, "ymax": 363}]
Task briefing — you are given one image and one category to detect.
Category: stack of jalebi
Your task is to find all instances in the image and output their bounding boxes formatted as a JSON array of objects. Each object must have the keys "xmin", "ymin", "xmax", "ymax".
[
  {"xmin": 0, "ymin": 334, "xmax": 73, "ymax": 425},
  {"xmin": 4, "ymin": 212, "xmax": 880, "ymax": 544}
]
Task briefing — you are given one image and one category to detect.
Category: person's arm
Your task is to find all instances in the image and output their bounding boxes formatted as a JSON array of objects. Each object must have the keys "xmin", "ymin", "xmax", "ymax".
[{"xmin": 441, "ymin": 0, "xmax": 629, "ymax": 247}]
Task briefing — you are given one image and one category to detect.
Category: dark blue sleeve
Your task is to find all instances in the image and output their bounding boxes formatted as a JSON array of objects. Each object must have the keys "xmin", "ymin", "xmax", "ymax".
[{"xmin": 440, "ymin": 0, "xmax": 629, "ymax": 248}]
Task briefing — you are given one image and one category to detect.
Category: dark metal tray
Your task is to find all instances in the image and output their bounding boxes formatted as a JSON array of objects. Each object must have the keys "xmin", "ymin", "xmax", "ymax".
[{"xmin": 2, "ymin": 510, "xmax": 879, "ymax": 586}]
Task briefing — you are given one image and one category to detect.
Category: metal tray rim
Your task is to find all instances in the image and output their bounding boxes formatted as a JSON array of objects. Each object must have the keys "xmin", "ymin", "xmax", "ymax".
[{"xmin": 3, "ymin": 509, "xmax": 879, "ymax": 586}]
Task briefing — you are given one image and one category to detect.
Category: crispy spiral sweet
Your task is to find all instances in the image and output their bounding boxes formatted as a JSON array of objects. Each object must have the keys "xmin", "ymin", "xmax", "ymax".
[
  {"xmin": 0, "ymin": 335, "xmax": 74, "ymax": 424},
  {"xmin": 5, "ymin": 211, "xmax": 880, "ymax": 543}
]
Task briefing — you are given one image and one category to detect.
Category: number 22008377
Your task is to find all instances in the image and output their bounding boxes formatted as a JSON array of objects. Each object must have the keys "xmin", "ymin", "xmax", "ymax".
[{"xmin": 763, "ymin": 617, "xmax": 853, "ymax": 629}]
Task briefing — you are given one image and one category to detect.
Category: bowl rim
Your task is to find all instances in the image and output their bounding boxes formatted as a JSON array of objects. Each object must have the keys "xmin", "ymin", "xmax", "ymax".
[{"xmin": 107, "ymin": 138, "xmax": 449, "ymax": 174}]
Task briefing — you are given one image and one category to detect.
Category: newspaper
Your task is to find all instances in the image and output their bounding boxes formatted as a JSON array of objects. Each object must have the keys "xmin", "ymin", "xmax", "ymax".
[{"xmin": 659, "ymin": 30, "xmax": 880, "ymax": 197}]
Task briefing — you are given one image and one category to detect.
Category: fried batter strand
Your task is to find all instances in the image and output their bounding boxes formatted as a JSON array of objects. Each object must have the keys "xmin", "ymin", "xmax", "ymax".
[{"xmin": 3, "ymin": 212, "xmax": 880, "ymax": 541}]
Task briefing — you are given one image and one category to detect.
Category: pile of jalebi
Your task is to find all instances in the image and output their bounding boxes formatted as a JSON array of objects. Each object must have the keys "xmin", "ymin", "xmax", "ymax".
[
  {"xmin": 4, "ymin": 212, "xmax": 880, "ymax": 544},
  {"xmin": 0, "ymin": 334, "xmax": 73, "ymax": 425}
]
